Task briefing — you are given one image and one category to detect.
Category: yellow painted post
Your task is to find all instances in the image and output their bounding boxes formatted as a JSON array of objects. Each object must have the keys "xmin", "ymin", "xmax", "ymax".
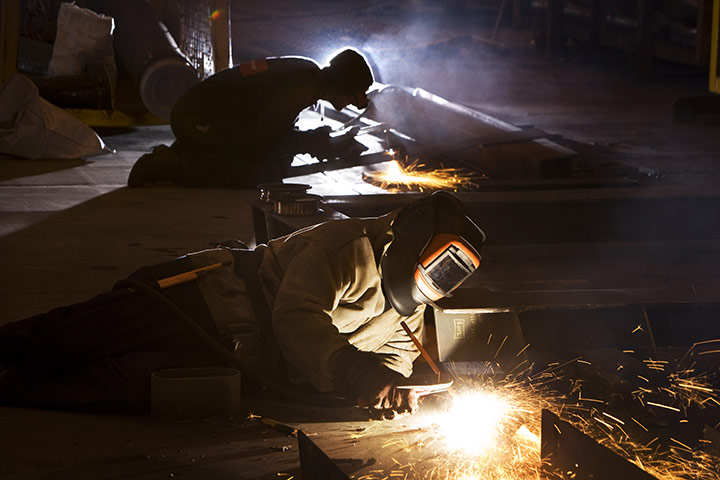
[
  {"xmin": 711, "ymin": 0, "xmax": 719, "ymax": 93},
  {"xmin": 0, "ymin": 0, "xmax": 21, "ymax": 84}
]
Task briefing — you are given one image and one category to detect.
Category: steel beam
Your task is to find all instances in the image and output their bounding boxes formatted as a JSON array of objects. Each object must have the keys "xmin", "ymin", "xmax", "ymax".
[
  {"xmin": 541, "ymin": 409, "xmax": 659, "ymax": 479},
  {"xmin": 298, "ymin": 430, "xmax": 351, "ymax": 480}
]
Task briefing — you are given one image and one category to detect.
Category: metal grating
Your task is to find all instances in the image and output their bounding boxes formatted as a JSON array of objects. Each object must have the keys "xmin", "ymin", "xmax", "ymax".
[{"xmin": 161, "ymin": 0, "xmax": 215, "ymax": 80}]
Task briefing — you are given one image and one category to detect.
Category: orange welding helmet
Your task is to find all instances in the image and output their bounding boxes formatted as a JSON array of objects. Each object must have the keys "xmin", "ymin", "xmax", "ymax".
[
  {"xmin": 381, "ymin": 192, "xmax": 486, "ymax": 316},
  {"xmin": 414, "ymin": 233, "xmax": 481, "ymax": 303}
]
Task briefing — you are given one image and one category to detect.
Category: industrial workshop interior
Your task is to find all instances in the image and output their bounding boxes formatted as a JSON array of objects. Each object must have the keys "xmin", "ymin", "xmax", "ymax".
[{"xmin": 1, "ymin": 0, "xmax": 720, "ymax": 478}]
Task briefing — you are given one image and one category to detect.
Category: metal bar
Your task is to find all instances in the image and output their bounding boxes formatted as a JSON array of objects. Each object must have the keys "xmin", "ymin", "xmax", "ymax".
[
  {"xmin": 490, "ymin": 0, "xmax": 508, "ymax": 41},
  {"xmin": 413, "ymin": 127, "xmax": 552, "ymax": 158},
  {"xmin": 285, "ymin": 152, "xmax": 391, "ymax": 177},
  {"xmin": 541, "ymin": 409, "xmax": 659, "ymax": 480},
  {"xmin": 298, "ymin": 429, "xmax": 351, "ymax": 480},
  {"xmin": 441, "ymin": 285, "xmax": 720, "ymax": 313},
  {"xmin": 710, "ymin": 0, "xmax": 720, "ymax": 93},
  {"xmin": 0, "ymin": 0, "xmax": 20, "ymax": 83},
  {"xmin": 210, "ymin": 0, "xmax": 232, "ymax": 72}
]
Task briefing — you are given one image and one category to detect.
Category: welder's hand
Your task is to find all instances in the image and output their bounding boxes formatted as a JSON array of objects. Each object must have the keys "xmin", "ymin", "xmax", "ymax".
[
  {"xmin": 353, "ymin": 364, "xmax": 419, "ymax": 420},
  {"xmin": 304, "ymin": 126, "xmax": 368, "ymax": 160},
  {"xmin": 328, "ymin": 127, "xmax": 368, "ymax": 159},
  {"xmin": 364, "ymin": 379, "xmax": 419, "ymax": 420},
  {"xmin": 300, "ymin": 126, "xmax": 333, "ymax": 158},
  {"xmin": 333, "ymin": 346, "xmax": 419, "ymax": 420},
  {"xmin": 310, "ymin": 125, "xmax": 333, "ymax": 139}
]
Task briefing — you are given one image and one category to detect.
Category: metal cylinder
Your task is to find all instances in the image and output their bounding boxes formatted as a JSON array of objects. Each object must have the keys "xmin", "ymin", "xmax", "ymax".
[
  {"xmin": 98, "ymin": 0, "xmax": 199, "ymax": 120},
  {"xmin": 151, "ymin": 367, "xmax": 242, "ymax": 419}
]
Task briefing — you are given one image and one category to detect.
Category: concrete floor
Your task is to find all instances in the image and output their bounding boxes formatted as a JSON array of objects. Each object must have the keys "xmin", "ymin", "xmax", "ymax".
[{"xmin": 2, "ymin": 2, "xmax": 720, "ymax": 479}]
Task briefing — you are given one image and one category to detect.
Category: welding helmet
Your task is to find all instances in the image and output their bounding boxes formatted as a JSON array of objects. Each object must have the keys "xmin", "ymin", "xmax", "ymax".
[
  {"xmin": 324, "ymin": 49, "xmax": 373, "ymax": 103},
  {"xmin": 381, "ymin": 192, "xmax": 486, "ymax": 317}
]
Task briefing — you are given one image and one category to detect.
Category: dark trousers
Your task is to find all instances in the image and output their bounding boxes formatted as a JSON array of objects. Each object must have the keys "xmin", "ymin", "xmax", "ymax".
[
  {"xmin": 0, "ymin": 286, "xmax": 226, "ymax": 411},
  {"xmin": 170, "ymin": 110, "xmax": 296, "ymax": 188}
]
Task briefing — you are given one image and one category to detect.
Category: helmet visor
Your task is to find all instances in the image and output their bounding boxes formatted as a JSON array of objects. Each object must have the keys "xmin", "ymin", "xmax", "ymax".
[{"xmin": 414, "ymin": 235, "xmax": 480, "ymax": 301}]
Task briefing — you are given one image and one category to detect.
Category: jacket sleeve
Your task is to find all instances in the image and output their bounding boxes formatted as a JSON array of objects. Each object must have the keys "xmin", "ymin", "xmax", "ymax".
[
  {"xmin": 370, "ymin": 307, "xmax": 424, "ymax": 377},
  {"xmin": 268, "ymin": 238, "xmax": 384, "ymax": 392}
]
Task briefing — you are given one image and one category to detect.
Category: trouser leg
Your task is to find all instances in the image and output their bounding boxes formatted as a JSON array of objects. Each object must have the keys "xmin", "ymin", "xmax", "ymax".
[
  {"xmin": 0, "ymin": 285, "xmax": 228, "ymax": 410},
  {"xmin": 177, "ymin": 150, "xmax": 294, "ymax": 188},
  {"xmin": 179, "ymin": 151, "xmax": 263, "ymax": 188},
  {"xmin": 0, "ymin": 348, "xmax": 221, "ymax": 411},
  {"xmin": 170, "ymin": 116, "xmax": 296, "ymax": 188},
  {"xmin": 0, "ymin": 288, "xmax": 209, "ymax": 368}
]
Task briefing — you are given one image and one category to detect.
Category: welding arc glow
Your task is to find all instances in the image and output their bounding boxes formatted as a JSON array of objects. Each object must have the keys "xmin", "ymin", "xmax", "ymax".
[
  {"xmin": 433, "ymin": 391, "xmax": 510, "ymax": 455},
  {"xmin": 358, "ymin": 346, "xmax": 719, "ymax": 480},
  {"xmin": 402, "ymin": 381, "xmax": 546, "ymax": 480}
]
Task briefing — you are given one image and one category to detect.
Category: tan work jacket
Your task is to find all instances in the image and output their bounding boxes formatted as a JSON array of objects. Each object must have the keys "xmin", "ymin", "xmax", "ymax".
[{"xmin": 187, "ymin": 212, "xmax": 424, "ymax": 392}]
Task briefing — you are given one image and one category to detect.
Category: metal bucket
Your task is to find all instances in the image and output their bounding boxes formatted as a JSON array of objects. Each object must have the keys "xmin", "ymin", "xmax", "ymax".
[{"xmin": 151, "ymin": 367, "xmax": 242, "ymax": 420}]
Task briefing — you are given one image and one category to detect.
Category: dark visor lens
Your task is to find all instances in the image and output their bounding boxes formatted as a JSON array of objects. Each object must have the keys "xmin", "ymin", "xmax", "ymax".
[{"xmin": 426, "ymin": 252, "xmax": 473, "ymax": 294}]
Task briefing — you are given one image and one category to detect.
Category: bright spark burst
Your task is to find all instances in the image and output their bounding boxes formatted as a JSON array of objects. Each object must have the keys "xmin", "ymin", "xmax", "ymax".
[
  {"xmin": 400, "ymin": 376, "xmax": 552, "ymax": 480},
  {"xmin": 351, "ymin": 346, "xmax": 719, "ymax": 480},
  {"xmin": 432, "ymin": 391, "xmax": 512, "ymax": 454},
  {"xmin": 362, "ymin": 159, "xmax": 478, "ymax": 191}
]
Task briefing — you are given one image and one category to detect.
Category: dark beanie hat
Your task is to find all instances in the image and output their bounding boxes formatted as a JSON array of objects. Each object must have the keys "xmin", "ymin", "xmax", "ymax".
[{"xmin": 325, "ymin": 49, "xmax": 374, "ymax": 94}]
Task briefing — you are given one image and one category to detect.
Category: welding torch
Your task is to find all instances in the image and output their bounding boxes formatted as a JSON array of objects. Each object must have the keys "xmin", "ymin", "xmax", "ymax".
[
  {"xmin": 330, "ymin": 122, "xmax": 388, "ymax": 138},
  {"xmin": 354, "ymin": 322, "xmax": 450, "ymax": 411},
  {"xmin": 397, "ymin": 320, "xmax": 453, "ymax": 397}
]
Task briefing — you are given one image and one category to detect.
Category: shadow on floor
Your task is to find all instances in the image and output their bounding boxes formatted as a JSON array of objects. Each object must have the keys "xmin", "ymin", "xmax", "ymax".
[{"xmin": 0, "ymin": 157, "xmax": 87, "ymax": 182}]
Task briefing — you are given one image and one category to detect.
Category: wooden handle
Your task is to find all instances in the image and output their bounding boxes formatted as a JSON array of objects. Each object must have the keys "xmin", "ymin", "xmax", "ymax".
[{"xmin": 156, "ymin": 262, "xmax": 225, "ymax": 289}]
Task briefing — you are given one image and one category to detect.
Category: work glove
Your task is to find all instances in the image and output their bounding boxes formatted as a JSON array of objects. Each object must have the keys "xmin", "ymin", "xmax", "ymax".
[
  {"xmin": 332, "ymin": 346, "xmax": 418, "ymax": 420},
  {"xmin": 301, "ymin": 126, "xmax": 368, "ymax": 161},
  {"xmin": 328, "ymin": 126, "xmax": 368, "ymax": 158},
  {"xmin": 297, "ymin": 126, "xmax": 332, "ymax": 155}
]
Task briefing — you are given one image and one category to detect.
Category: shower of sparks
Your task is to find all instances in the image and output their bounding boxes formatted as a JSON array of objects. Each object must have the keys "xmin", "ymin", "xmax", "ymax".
[
  {"xmin": 362, "ymin": 158, "xmax": 479, "ymax": 192},
  {"xmin": 366, "ymin": 373, "xmax": 559, "ymax": 480},
  {"xmin": 349, "ymin": 341, "xmax": 720, "ymax": 480}
]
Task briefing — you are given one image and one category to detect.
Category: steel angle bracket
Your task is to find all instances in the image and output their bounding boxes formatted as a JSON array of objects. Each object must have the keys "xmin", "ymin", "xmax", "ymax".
[
  {"xmin": 541, "ymin": 409, "xmax": 659, "ymax": 480},
  {"xmin": 297, "ymin": 430, "xmax": 351, "ymax": 480}
]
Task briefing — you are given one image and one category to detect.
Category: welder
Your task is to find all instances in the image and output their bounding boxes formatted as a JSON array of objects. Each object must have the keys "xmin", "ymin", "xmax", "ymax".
[
  {"xmin": 0, "ymin": 192, "xmax": 486, "ymax": 419},
  {"xmin": 127, "ymin": 48, "xmax": 373, "ymax": 188}
]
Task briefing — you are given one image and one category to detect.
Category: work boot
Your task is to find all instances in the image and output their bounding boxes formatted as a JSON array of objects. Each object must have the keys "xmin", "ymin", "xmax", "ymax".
[{"xmin": 127, "ymin": 144, "xmax": 182, "ymax": 187}]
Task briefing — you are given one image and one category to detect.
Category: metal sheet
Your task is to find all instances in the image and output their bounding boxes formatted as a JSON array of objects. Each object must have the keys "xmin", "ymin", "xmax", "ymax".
[
  {"xmin": 298, "ymin": 430, "xmax": 352, "ymax": 480},
  {"xmin": 541, "ymin": 409, "xmax": 659, "ymax": 480}
]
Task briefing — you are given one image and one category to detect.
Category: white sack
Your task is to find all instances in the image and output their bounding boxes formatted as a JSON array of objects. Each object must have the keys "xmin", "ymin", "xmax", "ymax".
[
  {"xmin": 48, "ymin": 2, "xmax": 116, "ymax": 77},
  {"xmin": 0, "ymin": 74, "xmax": 110, "ymax": 159}
]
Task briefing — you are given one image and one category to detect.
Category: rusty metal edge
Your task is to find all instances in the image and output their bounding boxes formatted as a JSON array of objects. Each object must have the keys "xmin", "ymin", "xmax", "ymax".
[{"xmin": 297, "ymin": 429, "xmax": 352, "ymax": 480}]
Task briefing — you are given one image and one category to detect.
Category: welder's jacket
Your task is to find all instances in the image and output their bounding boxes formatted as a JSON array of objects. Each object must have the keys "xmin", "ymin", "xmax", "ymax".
[{"xmin": 183, "ymin": 213, "xmax": 424, "ymax": 392}]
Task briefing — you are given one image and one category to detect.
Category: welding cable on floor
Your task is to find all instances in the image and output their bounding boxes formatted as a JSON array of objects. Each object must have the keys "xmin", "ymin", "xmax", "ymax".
[{"xmin": 113, "ymin": 277, "xmax": 356, "ymax": 408}]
